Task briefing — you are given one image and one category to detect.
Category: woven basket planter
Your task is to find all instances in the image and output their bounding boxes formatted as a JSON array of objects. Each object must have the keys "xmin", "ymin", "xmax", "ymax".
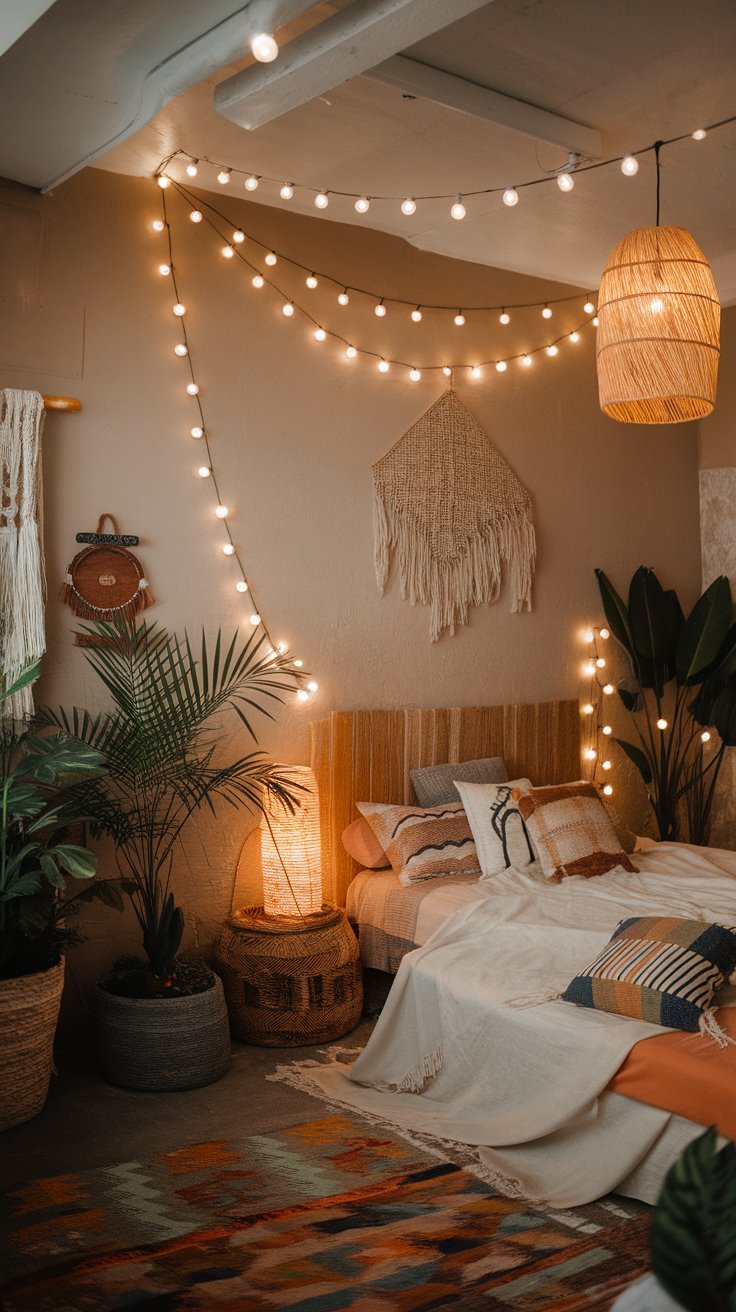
[
  {"xmin": 215, "ymin": 904, "xmax": 363, "ymax": 1047},
  {"xmin": 93, "ymin": 973, "xmax": 230, "ymax": 1091},
  {"xmin": 0, "ymin": 960, "xmax": 65, "ymax": 1131}
]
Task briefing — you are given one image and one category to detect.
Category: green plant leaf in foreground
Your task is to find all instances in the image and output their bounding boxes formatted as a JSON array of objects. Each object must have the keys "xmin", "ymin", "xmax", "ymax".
[
  {"xmin": 676, "ymin": 576, "xmax": 732, "ymax": 686},
  {"xmin": 651, "ymin": 1126, "xmax": 736, "ymax": 1312}
]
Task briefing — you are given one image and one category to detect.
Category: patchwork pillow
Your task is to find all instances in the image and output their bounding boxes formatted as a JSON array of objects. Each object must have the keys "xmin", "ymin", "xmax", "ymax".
[
  {"xmin": 410, "ymin": 757, "xmax": 507, "ymax": 808},
  {"xmin": 515, "ymin": 781, "xmax": 637, "ymax": 882},
  {"xmin": 341, "ymin": 817, "xmax": 391, "ymax": 869},
  {"xmin": 562, "ymin": 916, "xmax": 736, "ymax": 1033},
  {"xmin": 453, "ymin": 778, "xmax": 536, "ymax": 878},
  {"xmin": 356, "ymin": 800, "xmax": 480, "ymax": 887}
]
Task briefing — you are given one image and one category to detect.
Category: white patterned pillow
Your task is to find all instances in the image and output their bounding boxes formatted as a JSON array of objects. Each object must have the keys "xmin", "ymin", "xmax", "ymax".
[
  {"xmin": 356, "ymin": 801, "xmax": 480, "ymax": 887},
  {"xmin": 453, "ymin": 779, "xmax": 536, "ymax": 879}
]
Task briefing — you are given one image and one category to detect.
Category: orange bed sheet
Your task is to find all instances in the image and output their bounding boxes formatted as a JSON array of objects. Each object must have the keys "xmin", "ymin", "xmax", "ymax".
[{"xmin": 607, "ymin": 1007, "xmax": 736, "ymax": 1141}]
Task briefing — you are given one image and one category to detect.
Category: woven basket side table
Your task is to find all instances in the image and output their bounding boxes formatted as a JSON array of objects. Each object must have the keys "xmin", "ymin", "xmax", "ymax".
[{"xmin": 215, "ymin": 904, "xmax": 363, "ymax": 1047}]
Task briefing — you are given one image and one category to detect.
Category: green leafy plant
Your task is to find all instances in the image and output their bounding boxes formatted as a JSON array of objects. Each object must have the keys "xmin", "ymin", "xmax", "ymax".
[
  {"xmin": 596, "ymin": 568, "xmax": 736, "ymax": 842},
  {"xmin": 1, "ymin": 661, "xmax": 123, "ymax": 981},
  {"xmin": 651, "ymin": 1126, "xmax": 736, "ymax": 1311},
  {"xmin": 39, "ymin": 618, "xmax": 305, "ymax": 984}
]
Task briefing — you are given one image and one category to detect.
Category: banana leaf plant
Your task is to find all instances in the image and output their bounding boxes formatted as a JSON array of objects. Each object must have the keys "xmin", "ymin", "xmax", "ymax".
[
  {"xmin": 651, "ymin": 1126, "xmax": 736, "ymax": 1311},
  {"xmin": 596, "ymin": 567, "xmax": 736, "ymax": 843},
  {"xmin": 38, "ymin": 617, "xmax": 307, "ymax": 985}
]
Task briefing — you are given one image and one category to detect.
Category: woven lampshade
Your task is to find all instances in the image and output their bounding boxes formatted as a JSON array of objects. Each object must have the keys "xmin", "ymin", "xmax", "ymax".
[
  {"xmin": 597, "ymin": 226, "xmax": 720, "ymax": 424},
  {"xmin": 261, "ymin": 766, "xmax": 323, "ymax": 917}
]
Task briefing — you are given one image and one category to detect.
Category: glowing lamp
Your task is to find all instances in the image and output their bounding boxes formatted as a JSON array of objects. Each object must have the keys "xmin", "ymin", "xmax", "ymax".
[{"xmin": 261, "ymin": 767, "xmax": 323, "ymax": 916}]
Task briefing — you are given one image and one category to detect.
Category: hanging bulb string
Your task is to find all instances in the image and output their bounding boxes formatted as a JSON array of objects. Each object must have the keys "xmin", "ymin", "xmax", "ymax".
[
  {"xmin": 654, "ymin": 140, "xmax": 663, "ymax": 226},
  {"xmin": 165, "ymin": 176, "xmax": 596, "ymax": 373},
  {"xmin": 155, "ymin": 113, "xmax": 736, "ymax": 210}
]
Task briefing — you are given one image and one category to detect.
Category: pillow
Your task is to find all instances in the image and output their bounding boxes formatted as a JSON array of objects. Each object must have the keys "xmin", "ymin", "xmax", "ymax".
[
  {"xmin": 515, "ymin": 781, "xmax": 637, "ymax": 882},
  {"xmin": 410, "ymin": 757, "xmax": 507, "ymax": 808},
  {"xmin": 341, "ymin": 817, "xmax": 391, "ymax": 869},
  {"xmin": 453, "ymin": 778, "xmax": 536, "ymax": 878},
  {"xmin": 356, "ymin": 800, "xmax": 480, "ymax": 887},
  {"xmin": 562, "ymin": 916, "xmax": 736, "ymax": 1033}
]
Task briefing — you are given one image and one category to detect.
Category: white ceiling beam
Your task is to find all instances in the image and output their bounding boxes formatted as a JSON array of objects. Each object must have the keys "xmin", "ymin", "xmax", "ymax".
[
  {"xmin": 364, "ymin": 54, "xmax": 600, "ymax": 156},
  {"xmin": 214, "ymin": 0, "xmax": 497, "ymax": 130},
  {"xmin": 0, "ymin": 0, "xmax": 57, "ymax": 60}
]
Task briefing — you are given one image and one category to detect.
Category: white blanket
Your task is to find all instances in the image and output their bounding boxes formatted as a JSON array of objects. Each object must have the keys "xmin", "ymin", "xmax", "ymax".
[{"xmin": 311, "ymin": 842, "xmax": 736, "ymax": 1207}]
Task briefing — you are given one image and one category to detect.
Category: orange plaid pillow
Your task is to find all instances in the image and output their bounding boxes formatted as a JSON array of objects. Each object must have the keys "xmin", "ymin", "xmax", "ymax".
[{"xmin": 515, "ymin": 781, "xmax": 637, "ymax": 882}]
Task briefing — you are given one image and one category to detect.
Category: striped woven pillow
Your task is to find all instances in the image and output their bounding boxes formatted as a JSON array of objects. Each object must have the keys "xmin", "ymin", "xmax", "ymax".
[
  {"xmin": 356, "ymin": 801, "xmax": 480, "ymax": 887},
  {"xmin": 563, "ymin": 916, "xmax": 736, "ymax": 1032}
]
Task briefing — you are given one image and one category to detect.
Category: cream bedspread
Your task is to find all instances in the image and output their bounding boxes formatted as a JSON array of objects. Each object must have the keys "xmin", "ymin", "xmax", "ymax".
[{"xmin": 311, "ymin": 842, "xmax": 736, "ymax": 1207}]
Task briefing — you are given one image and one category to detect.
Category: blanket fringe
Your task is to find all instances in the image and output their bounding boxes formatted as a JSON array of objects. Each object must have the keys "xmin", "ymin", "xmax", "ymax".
[
  {"xmin": 394, "ymin": 1044, "xmax": 444, "ymax": 1093},
  {"xmin": 699, "ymin": 1007, "xmax": 736, "ymax": 1048}
]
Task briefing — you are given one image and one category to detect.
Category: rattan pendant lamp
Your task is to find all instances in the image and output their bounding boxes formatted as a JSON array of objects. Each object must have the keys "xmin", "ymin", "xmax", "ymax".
[{"xmin": 597, "ymin": 142, "xmax": 720, "ymax": 423}]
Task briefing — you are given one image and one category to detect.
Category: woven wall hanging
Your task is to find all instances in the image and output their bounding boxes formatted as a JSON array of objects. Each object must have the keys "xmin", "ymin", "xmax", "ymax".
[
  {"xmin": 0, "ymin": 389, "xmax": 46, "ymax": 719},
  {"xmin": 373, "ymin": 390, "xmax": 536, "ymax": 641},
  {"xmin": 60, "ymin": 514, "xmax": 153, "ymax": 621}
]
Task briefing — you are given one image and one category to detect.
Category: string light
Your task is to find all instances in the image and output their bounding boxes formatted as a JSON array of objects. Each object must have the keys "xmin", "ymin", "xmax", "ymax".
[
  {"xmin": 592, "ymin": 315, "xmax": 599, "ymax": 326},
  {"xmin": 602, "ymin": 725, "xmax": 612, "ymax": 734},
  {"xmin": 603, "ymin": 684, "xmax": 614, "ymax": 694},
  {"xmin": 236, "ymin": 581, "xmax": 248, "ymax": 593},
  {"xmin": 186, "ymin": 161, "xmax": 198, "ymax": 177},
  {"xmin": 454, "ymin": 312, "xmax": 465, "ymax": 325},
  {"xmin": 542, "ymin": 305, "xmax": 552, "ymax": 318},
  {"xmin": 375, "ymin": 300, "xmax": 387, "ymax": 316},
  {"xmin": 233, "ymin": 230, "xmax": 245, "ymax": 243},
  {"xmin": 159, "ymin": 263, "xmax": 171, "ymax": 275},
  {"xmin": 250, "ymin": 613, "xmax": 261, "ymax": 625},
  {"xmin": 215, "ymin": 505, "xmax": 229, "ymax": 518},
  {"xmin": 410, "ymin": 368, "xmax": 421, "ymax": 381},
  {"xmin": 173, "ymin": 303, "xmax": 185, "ymax": 315},
  {"xmin": 252, "ymin": 274, "xmax": 264, "ymax": 287},
  {"xmin": 584, "ymin": 662, "xmax": 596, "ymax": 677},
  {"xmin": 546, "ymin": 344, "xmax": 558, "ymax": 356},
  {"xmin": 583, "ymin": 703, "xmax": 594, "ymax": 715},
  {"xmin": 603, "ymin": 784, "xmax": 613, "ymax": 795},
  {"xmin": 265, "ymin": 252, "xmax": 277, "ymax": 265},
  {"xmin": 218, "ymin": 169, "xmax": 231, "ymax": 185},
  {"xmin": 584, "ymin": 748, "xmax": 596, "ymax": 760},
  {"xmin": 693, "ymin": 129, "xmax": 707, "ymax": 140},
  {"xmin": 621, "ymin": 154, "xmax": 639, "ymax": 176},
  {"xmin": 451, "ymin": 194, "xmax": 466, "ymax": 220},
  {"xmin": 280, "ymin": 184, "xmax": 294, "ymax": 199},
  {"xmin": 583, "ymin": 299, "xmax": 595, "ymax": 313},
  {"xmin": 496, "ymin": 361, "xmax": 506, "ymax": 372},
  {"xmin": 443, "ymin": 366, "xmax": 452, "ymax": 376},
  {"xmin": 657, "ymin": 718, "xmax": 668, "ymax": 730},
  {"xmin": 297, "ymin": 689, "xmax": 309, "ymax": 701},
  {"xmin": 186, "ymin": 382, "xmax": 199, "ymax": 395},
  {"xmin": 315, "ymin": 192, "xmax": 329, "ymax": 209},
  {"xmin": 602, "ymin": 760, "xmax": 612, "ymax": 769},
  {"xmin": 153, "ymin": 219, "xmax": 165, "ymax": 231},
  {"xmin": 198, "ymin": 466, "xmax": 211, "ymax": 478},
  {"xmin": 190, "ymin": 210, "xmax": 202, "ymax": 223},
  {"xmin": 378, "ymin": 359, "xmax": 389, "ymax": 372},
  {"xmin": 307, "ymin": 681, "xmax": 318, "ymax": 692},
  {"xmin": 502, "ymin": 188, "xmax": 518, "ymax": 206},
  {"xmin": 223, "ymin": 544, "xmax": 234, "ymax": 555},
  {"xmin": 174, "ymin": 344, "xmax": 188, "ymax": 356},
  {"xmin": 346, "ymin": 346, "xmax": 357, "ymax": 358},
  {"xmin": 557, "ymin": 172, "xmax": 574, "ymax": 192},
  {"xmin": 355, "ymin": 196, "xmax": 370, "ymax": 213},
  {"xmin": 401, "ymin": 198, "xmax": 416, "ymax": 215},
  {"xmin": 306, "ymin": 274, "xmax": 318, "ymax": 288},
  {"xmin": 701, "ymin": 730, "xmax": 711, "ymax": 741},
  {"xmin": 500, "ymin": 310, "xmax": 510, "ymax": 324},
  {"xmin": 569, "ymin": 331, "xmax": 580, "ymax": 342},
  {"xmin": 282, "ymin": 302, "xmax": 294, "ymax": 316},
  {"xmin": 471, "ymin": 366, "xmax": 482, "ymax": 378},
  {"xmin": 294, "ymin": 660, "xmax": 303, "ymax": 668},
  {"xmin": 522, "ymin": 355, "xmax": 532, "ymax": 366},
  {"xmin": 338, "ymin": 291, "xmax": 349, "ymax": 305},
  {"xmin": 191, "ymin": 426, "xmax": 203, "ymax": 437},
  {"xmin": 250, "ymin": 32, "xmax": 278, "ymax": 62},
  {"xmin": 157, "ymin": 176, "xmax": 170, "ymax": 188},
  {"xmin": 411, "ymin": 307, "xmax": 422, "ymax": 322},
  {"xmin": 596, "ymin": 657, "xmax": 605, "ymax": 667},
  {"xmin": 584, "ymin": 629, "xmax": 594, "ymax": 643},
  {"xmin": 314, "ymin": 328, "xmax": 326, "ymax": 341},
  {"xmin": 600, "ymin": 628, "xmax": 609, "ymax": 639},
  {"xmin": 222, "ymin": 245, "xmax": 234, "ymax": 258}
]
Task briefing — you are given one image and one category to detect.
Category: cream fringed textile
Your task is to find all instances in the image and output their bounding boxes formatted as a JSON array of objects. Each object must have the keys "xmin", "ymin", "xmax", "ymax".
[
  {"xmin": 0, "ymin": 390, "xmax": 46, "ymax": 718},
  {"xmin": 373, "ymin": 390, "xmax": 535, "ymax": 641}
]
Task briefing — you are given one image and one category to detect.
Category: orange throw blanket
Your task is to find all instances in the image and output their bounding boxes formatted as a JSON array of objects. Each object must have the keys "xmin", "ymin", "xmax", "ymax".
[{"xmin": 608, "ymin": 1008, "xmax": 736, "ymax": 1141}]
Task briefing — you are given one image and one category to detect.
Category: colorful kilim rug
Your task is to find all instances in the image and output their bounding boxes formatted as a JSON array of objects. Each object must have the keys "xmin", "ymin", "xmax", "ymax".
[{"xmin": 0, "ymin": 1111, "xmax": 652, "ymax": 1311}]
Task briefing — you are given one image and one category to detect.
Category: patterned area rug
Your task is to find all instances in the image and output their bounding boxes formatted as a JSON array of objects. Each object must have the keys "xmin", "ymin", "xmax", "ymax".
[{"xmin": 1, "ymin": 1103, "xmax": 651, "ymax": 1311}]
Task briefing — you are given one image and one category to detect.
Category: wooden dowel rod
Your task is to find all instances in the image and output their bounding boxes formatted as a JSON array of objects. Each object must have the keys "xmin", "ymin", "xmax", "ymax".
[{"xmin": 42, "ymin": 395, "xmax": 81, "ymax": 411}]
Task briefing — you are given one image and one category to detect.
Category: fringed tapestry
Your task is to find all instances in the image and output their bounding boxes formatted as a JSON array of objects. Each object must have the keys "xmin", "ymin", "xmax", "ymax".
[
  {"xmin": 0, "ymin": 389, "xmax": 46, "ymax": 719},
  {"xmin": 373, "ymin": 390, "xmax": 536, "ymax": 641},
  {"xmin": 60, "ymin": 513, "xmax": 153, "ymax": 622}
]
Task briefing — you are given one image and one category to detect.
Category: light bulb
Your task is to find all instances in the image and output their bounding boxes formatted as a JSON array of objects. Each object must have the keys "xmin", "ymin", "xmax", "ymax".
[
  {"xmin": 265, "ymin": 252, "xmax": 277, "ymax": 266},
  {"xmin": 346, "ymin": 346, "xmax": 357, "ymax": 358},
  {"xmin": 198, "ymin": 466, "xmax": 211, "ymax": 478},
  {"xmin": 159, "ymin": 263, "xmax": 171, "ymax": 275},
  {"xmin": 583, "ymin": 704, "xmax": 594, "ymax": 715},
  {"xmin": 191, "ymin": 426, "xmax": 203, "ymax": 438},
  {"xmin": 233, "ymin": 230, "xmax": 245, "ymax": 243},
  {"xmin": 153, "ymin": 219, "xmax": 164, "ymax": 231},
  {"xmin": 401, "ymin": 198, "xmax": 416, "ymax": 216},
  {"xmin": 471, "ymin": 367, "xmax": 481, "ymax": 378},
  {"xmin": 603, "ymin": 760, "xmax": 612, "ymax": 770},
  {"xmin": 451, "ymin": 195, "xmax": 466, "ymax": 220},
  {"xmin": 596, "ymin": 657, "xmax": 605, "ymax": 668},
  {"xmin": 584, "ymin": 630, "xmax": 594, "ymax": 643},
  {"xmin": 218, "ymin": 170, "xmax": 231, "ymax": 185},
  {"xmin": 650, "ymin": 297, "xmax": 663, "ymax": 312},
  {"xmin": 454, "ymin": 313, "xmax": 465, "ymax": 326},
  {"xmin": 215, "ymin": 505, "xmax": 228, "ymax": 518},
  {"xmin": 306, "ymin": 275, "xmax": 318, "ymax": 288},
  {"xmin": 502, "ymin": 187, "xmax": 518, "ymax": 207},
  {"xmin": 584, "ymin": 300, "xmax": 595, "ymax": 314},
  {"xmin": 186, "ymin": 161, "xmax": 198, "ymax": 177},
  {"xmin": 277, "ymin": 643, "xmax": 286, "ymax": 654},
  {"xmin": 186, "ymin": 383, "xmax": 199, "ymax": 395},
  {"xmin": 355, "ymin": 196, "xmax": 370, "ymax": 213},
  {"xmin": 378, "ymin": 360, "xmax": 389, "ymax": 372},
  {"xmin": 500, "ymin": 311, "xmax": 510, "ymax": 324},
  {"xmin": 280, "ymin": 184, "xmax": 294, "ymax": 199},
  {"xmin": 603, "ymin": 784, "xmax": 613, "ymax": 795},
  {"xmin": 546, "ymin": 345, "xmax": 558, "ymax": 356},
  {"xmin": 411, "ymin": 308, "xmax": 422, "ymax": 322},
  {"xmin": 542, "ymin": 305, "xmax": 552, "ymax": 318},
  {"xmin": 600, "ymin": 628, "xmax": 609, "ymax": 639},
  {"xmin": 250, "ymin": 32, "xmax": 278, "ymax": 62},
  {"xmin": 222, "ymin": 245, "xmax": 234, "ymax": 258},
  {"xmin": 621, "ymin": 154, "xmax": 639, "ymax": 176},
  {"xmin": 603, "ymin": 725, "xmax": 612, "ymax": 735},
  {"xmin": 315, "ymin": 192, "xmax": 329, "ymax": 209},
  {"xmin": 307, "ymin": 681, "xmax": 318, "ymax": 692},
  {"xmin": 443, "ymin": 366, "xmax": 452, "ymax": 376},
  {"xmin": 252, "ymin": 275, "xmax": 264, "ymax": 288},
  {"xmin": 410, "ymin": 368, "xmax": 421, "ymax": 381},
  {"xmin": 223, "ymin": 544, "xmax": 234, "ymax": 555},
  {"xmin": 297, "ymin": 689, "xmax": 309, "ymax": 701},
  {"xmin": 236, "ymin": 581, "xmax": 248, "ymax": 593},
  {"xmin": 174, "ymin": 344, "xmax": 188, "ymax": 356},
  {"xmin": 294, "ymin": 659, "xmax": 303, "ymax": 668},
  {"xmin": 190, "ymin": 210, "xmax": 202, "ymax": 223},
  {"xmin": 584, "ymin": 748, "xmax": 596, "ymax": 760},
  {"xmin": 173, "ymin": 303, "xmax": 185, "ymax": 316},
  {"xmin": 314, "ymin": 328, "xmax": 326, "ymax": 341},
  {"xmin": 522, "ymin": 355, "xmax": 532, "ymax": 366},
  {"xmin": 584, "ymin": 663, "xmax": 596, "ymax": 677},
  {"xmin": 701, "ymin": 731, "xmax": 711, "ymax": 741},
  {"xmin": 496, "ymin": 361, "xmax": 506, "ymax": 373},
  {"xmin": 693, "ymin": 129, "xmax": 707, "ymax": 140},
  {"xmin": 569, "ymin": 331, "xmax": 580, "ymax": 342},
  {"xmin": 250, "ymin": 613, "xmax": 261, "ymax": 625},
  {"xmin": 338, "ymin": 291, "xmax": 349, "ymax": 305},
  {"xmin": 375, "ymin": 301, "xmax": 387, "ymax": 316},
  {"xmin": 157, "ymin": 175, "xmax": 170, "ymax": 189},
  {"xmin": 557, "ymin": 171, "xmax": 574, "ymax": 191},
  {"xmin": 593, "ymin": 315, "xmax": 599, "ymax": 326},
  {"xmin": 657, "ymin": 718, "xmax": 668, "ymax": 730},
  {"xmin": 603, "ymin": 684, "xmax": 614, "ymax": 695},
  {"xmin": 243, "ymin": 176, "xmax": 259, "ymax": 193},
  {"xmin": 282, "ymin": 303, "xmax": 294, "ymax": 316}
]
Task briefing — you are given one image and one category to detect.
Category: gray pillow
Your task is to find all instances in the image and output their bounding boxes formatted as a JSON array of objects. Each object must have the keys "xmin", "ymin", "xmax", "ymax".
[{"xmin": 410, "ymin": 757, "xmax": 508, "ymax": 808}]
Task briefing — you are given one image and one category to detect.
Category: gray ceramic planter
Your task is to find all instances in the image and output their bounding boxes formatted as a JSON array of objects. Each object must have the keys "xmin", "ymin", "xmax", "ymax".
[{"xmin": 93, "ymin": 973, "xmax": 230, "ymax": 1091}]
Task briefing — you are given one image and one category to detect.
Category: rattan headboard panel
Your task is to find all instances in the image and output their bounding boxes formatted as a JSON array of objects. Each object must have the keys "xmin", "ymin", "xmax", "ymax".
[{"xmin": 310, "ymin": 701, "xmax": 581, "ymax": 905}]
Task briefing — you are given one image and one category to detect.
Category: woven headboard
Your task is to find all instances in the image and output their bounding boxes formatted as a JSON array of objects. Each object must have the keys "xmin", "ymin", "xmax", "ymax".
[{"xmin": 310, "ymin": 701, "xmax": 581, "ymax": 905}]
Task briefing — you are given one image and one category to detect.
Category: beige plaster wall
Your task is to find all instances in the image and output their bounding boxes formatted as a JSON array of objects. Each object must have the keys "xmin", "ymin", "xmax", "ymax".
[{"xmin": 0, "ymin": 168, "xmax": 702, "ymax": 1041}]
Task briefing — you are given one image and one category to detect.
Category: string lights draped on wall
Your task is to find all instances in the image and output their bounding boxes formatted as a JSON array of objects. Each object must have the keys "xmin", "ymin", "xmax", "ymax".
[{"xmin": 580, "ymin": 626, "xmax": 615, "ymax": 795}]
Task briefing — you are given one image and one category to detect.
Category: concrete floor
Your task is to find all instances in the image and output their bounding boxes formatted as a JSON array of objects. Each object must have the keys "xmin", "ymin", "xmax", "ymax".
[{"xmin": 1, "ymin": 1017, "xmax": 376, "ymax": 1190}]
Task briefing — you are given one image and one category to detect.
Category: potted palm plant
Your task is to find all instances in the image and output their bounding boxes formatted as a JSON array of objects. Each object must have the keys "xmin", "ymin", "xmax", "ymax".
[
  {"xmin": 41, "ymin": 618, "xmax": 304, "ymax": 1092},
  {"xmin": 1, "ymin": 661, "xmax": 119, "ymax": 1131}
]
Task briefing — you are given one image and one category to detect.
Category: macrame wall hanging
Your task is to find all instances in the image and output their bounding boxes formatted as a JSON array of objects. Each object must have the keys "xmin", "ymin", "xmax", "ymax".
[
  {"xmin": 60, "ymin": 514, "xmax": 153, "ymax": 624},
  {"xmin": 0, "ymin": 389, "xmax": 46, "ymax": 719},
  {"xmin": 373, "ymin": 389, "xmax": 536, "ymax": 642}
]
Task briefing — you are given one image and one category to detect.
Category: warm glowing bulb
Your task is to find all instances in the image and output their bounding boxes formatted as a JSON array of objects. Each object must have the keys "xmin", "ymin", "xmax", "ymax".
[
  {"xmin": 621, "ymin": 154, "xmax": 639, "ymax": 176},
  {"xmin": 451, "ymin": 195, "xmax": 466, "ymax": 220},
  {"xmin": 157, "ymin": 175, "xmax": 170, "ymax": 188},
  {"xmin": 250, "ymin": 613, "xmax": 261, "ymax": 625},
  {"xmin": 692, "ymin": 128, "xmax": 707, "ymax": 140},
  {"xmin": 569, "ymin": 331, "xmax": 580, "ymax": 342},
  {"xmin": 500, "ymin": 311, "xmax": 510, "ymax": 324},
  {"xmin": 191, "ymin": 426, "xmax": 203, "ymax": 438},
  {"xmin": 159, "ymin": 263, "xmax": 171, "ymax": 275},
  {"xmin": 378, "ymin": 360, "xmax": 389, "ymax": 372},
  {"xmin": 174, "ymin": 344, "xmax": 187, "ymax": 356},
  {"xmin": 702, "ymin": 731, "xmax": 711, "ymax": 741},
  {"xmin": 557, "ymin": 171, "xmax": 574, "ymax": 191},
  {"xmin": 173, "ymin": 303, "xmax": 185, "ymax": 316},
  {"xmin": 454, "ymin": 313, "xmax": 465, "ymax": 326},
  {"xmin": 315, "ymin": 192, "xmax": 329, "ymax": 209},
  {"xmin": 306, "ymin": 275, "xmax": 318, "ymax": 288},
  {"xmin": 277, "ymin": 643, "xmax": 286, "ymax": 653},
  {"xmin": 198, "ymin": 466, "xmax": 211, "ymax": 478},
  {"xmin": 603, "ymin": 784, "xmax": 613, "ymax": 795},
  {"xmin": 346, "ymin": 346, "xmax": 357, "ymax": 358},
  {"xmin": 184, "ymin": 161, "xmax": 197, "ymax": 177},
  {"xmin": 355, "ymin": 196, "xmax": 370, "ymax": 213},
  {"xmin": 583, "ymin": 704, "xmax": 594, "ymax": 715},
  {"xmin": 338, "ymin": 291, "xmax": 349, "ymax": 305},
  {"xmin": 583, "ymin": 300, "xmax": 595, "ymax": 314},
  {"xmin": 542, "ymin": 306, "xmax": 552, "ymax": 318},
  {"xmin": 547, "ymin": 345, "xmax": 558, "ymax": 356},
  {"xmin": 215, "ymin": 505, "xmax": 228, "ymax": 518},
  {"xmin": 593, "ymin": 316, "xmax": 599, "ymax": 326},
  {"xmin": 603, "ymin": 725, "xmax": 612, "ymax": 735},
  {"xmin": 410, "ymin": 368, "xmax": 421, "ymax": 381},
  {"xmin": 294, "ymin": 659, "xmax": 303, "ymax": 668},
  {"xmin": 401, "ymin": 198, "xmax": 416, "ymax": 216},
  {"xmin": 443, "ymin": 366, "xmax": 452, "ymax": 376},
  {"xmin": 314, "ymin": 328, "xmax": 326, "ymax": 341},
  {"xmin": 282, "ymin": 303, "xmax": 294, "ymax": 316},
  {"xmin": 218, "ymin": 170, "xmax": 231, "ymax": 185},
  {"xmin": 375, "ymin": 301, "xmax": 387, "ymax": 317},
  {"xmin": 596, "ymin": 657, "xmax": 605, "ymax": 668},
  {"xmin": 522, "ymin": 355, "xmax": 532, "ymax": 366},
  {"xmin": 223, "ymin": 544, "xmax": 234, "ymax": 555},
  {"xmin": 600, "ymin": 628, "xmax": 609, "ymax": 640},
  {"xmin": 233, "ymin": 230, "xmax": 245, "ymax": 243},
  {"xmin": 307, "ymin": 681, "xmax": 318, "ymax": 692},
  {"xmin": 657, "ymin": 718, "xmax": 668, "ymax": 730},
  {"xmin": 584, "ymin": 748, "xmax": 596, "ymax": 760},
  {"xmin": 650, "ymin": 297, "xmax": 663, "ymax": 312},
  {"xmin": 236, "ymin": 581, "xmax": 248, "ymax": 593},
  {"xmin": 603, "ymin": 684, "xmax": 614, "ymax": 694},
  {"xmin": 250, "ymin": 32, "xmax": 278, "ymax": 61},
  {"xmin": 584, "ymin": 663, "xmax": 596, "ymax": 677},
  {"xmin": 584, "ymin": 630, "xmax": 594, "ymax": 643},
  {"xmin": 280, "ymin": 184, "xmax": 294, "ymax": 199},
  {"xmin": 503, "ymin": 187, "xmax": 518, "ymax": 207},
  {"xmin": 265, "ymin": 252, "xmax": 277, "ymax": 266},
  {"xmin": 471, "ymin": 367, "xmax": 481, "ymax": 378},
  {"xmin": 222, "ymin": 245, "xmax": 234, "ymax": 258},
  {"xmin": 190, "ymin": 210, "xmax": 202, "ymax": 223},
  {"xmin": 603, "ymin": 760, "xmax": 612, "ymax": 770},
  {"xmin": 297, "ymin": 689, "xmax": 309, "ymax": 701},
  {"xmin": 411, "ymin": 308, "xmax": 422, "ymax": 322},
  {"xmin": 496, "ymin": 361, "xmax": 506, "ymax": 373},
  {"xmin": 252, "ymin": 275, "xmax": 264, "ymax": 287},
  {"xmin": 186, "ymin": 382, "xmax": 199, "ymax": 395},
  {"xmin": 153, "ymin": 219, "xmax": 164, "ymax": 231},
  {"xmin": 243, "ymin": 176, "xmax": 258, "ymax": 193}
]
